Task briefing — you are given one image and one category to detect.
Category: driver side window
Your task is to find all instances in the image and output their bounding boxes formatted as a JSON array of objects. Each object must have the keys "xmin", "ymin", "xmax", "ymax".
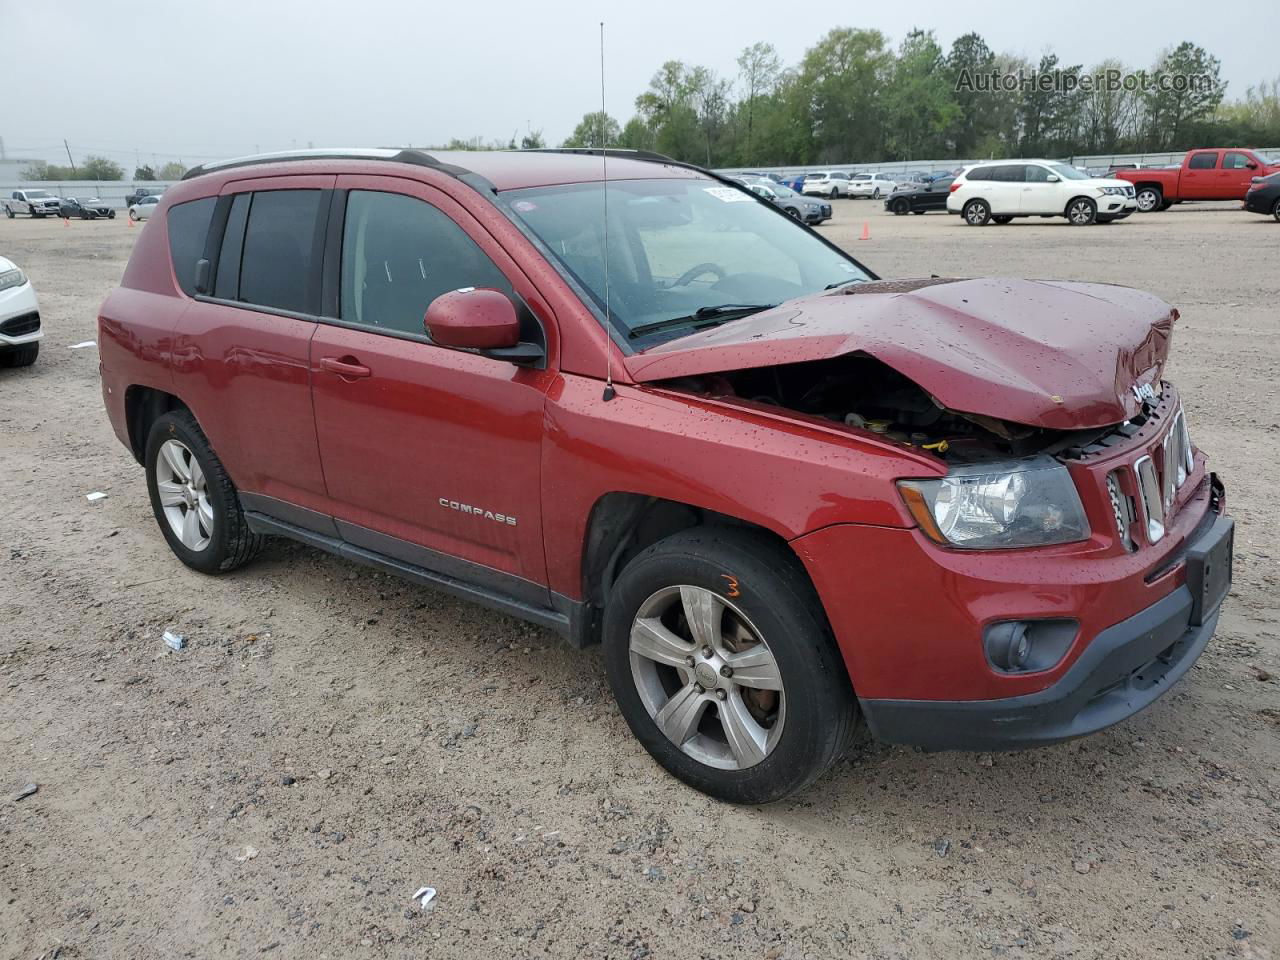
[{"xmin": 340, "ymin": 191, "xmax": 512, "ymax": 337}]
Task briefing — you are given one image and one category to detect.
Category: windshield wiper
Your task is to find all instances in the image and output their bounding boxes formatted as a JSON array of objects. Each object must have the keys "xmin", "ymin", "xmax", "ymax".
[
  {"xmin": 627, "ymin": 303, "xmax": 776, "ymax": 339},
  {"xmin": 824, "ymin": 278, "xmax": 864, "ymax": 290}
]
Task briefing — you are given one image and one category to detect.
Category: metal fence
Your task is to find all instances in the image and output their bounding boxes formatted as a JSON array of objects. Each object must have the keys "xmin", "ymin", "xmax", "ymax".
[
  {"xmin": 715, "ymin": 148, "xmax": 1280, "ymax": 179},
  {"xmin": 2, "ymin": 180, "xmax": 180, "ymax": 211}
]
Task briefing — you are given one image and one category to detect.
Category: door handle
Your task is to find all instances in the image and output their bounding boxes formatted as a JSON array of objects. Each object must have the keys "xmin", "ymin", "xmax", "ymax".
[{"xmin": 319, "ymin": 356, "xmax": 371, "ymax": 380}]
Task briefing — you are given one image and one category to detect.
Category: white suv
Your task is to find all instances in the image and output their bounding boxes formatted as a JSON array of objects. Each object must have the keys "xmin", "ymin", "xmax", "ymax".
[
  {"xmin": 947, "ymin": 160, "xmax": 1137, "ymax": 226},
  {"xmin": 0, "ymin": 256, "xmax": 41, "ymax": 367},
  {"xmin": 800, "ymin": 171, "xmax": 851, "ymax": 199},
  {"xmin": 848, "ymin": 172, "xmax": 897, "ymax": 199}
]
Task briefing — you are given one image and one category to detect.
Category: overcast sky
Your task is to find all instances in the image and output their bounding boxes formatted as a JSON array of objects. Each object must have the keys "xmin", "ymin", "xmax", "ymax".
[{"xmin": 2, "ymin": 0, "xmax": 1272, "ymax": 167}]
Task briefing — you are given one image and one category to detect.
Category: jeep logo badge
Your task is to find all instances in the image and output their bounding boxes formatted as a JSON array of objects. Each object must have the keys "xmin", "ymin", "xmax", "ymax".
[{"xmin": 1132, "ymin": 382, "xmax": 1157, "ymax": 405}]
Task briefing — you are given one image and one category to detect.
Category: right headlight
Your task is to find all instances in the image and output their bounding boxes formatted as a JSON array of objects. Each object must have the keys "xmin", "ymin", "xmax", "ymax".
[
  {"xmin": 898, "ymin": 456, "xmax": 1089, "ymax": 549},
  {"xmin": 0, "ymin": 268, "xmax": 28, "ymax": 292}
]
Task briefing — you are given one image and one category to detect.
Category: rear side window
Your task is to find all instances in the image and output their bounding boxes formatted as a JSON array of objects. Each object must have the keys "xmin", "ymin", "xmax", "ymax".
[
  {"xmin": 966, "ymin": 167, "xmax": 993, "ymax": 182},
  {"xmin": 238, "ymin": 190, "xmax": 323, "ymax": 313},
  {"xmin": 167, "ymin": 197, "xmax": 216, "ymax": 296},
  {"xmin": 1188, "ymin": 152, "xmax": 1217, "ymax": 170},
  {"xmin": 340, "ymin": 190, "xmax": 512, "ymax": 337}
]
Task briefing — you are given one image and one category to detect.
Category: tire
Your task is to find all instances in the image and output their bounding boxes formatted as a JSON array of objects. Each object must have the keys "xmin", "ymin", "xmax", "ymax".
[
  {"xmin": 1158, "ymin": 200, "xmax": 1174, "ymax": 211},
  {"xmin": 992, "ymin": 215, "xmax": 1013, "ymax": 224},
  {"xmin": 80, "ymin": 210, "xmax": 89, "ymax": 220},
  {"xmin": 1066, "ymin": 196, "xmax": 1097, "ymax": 225},
  {"xmin": 963, "ymin": 199, "xmax": 991, "ymax": 226},
  {"xmin": 144, "ymin": 410, "xmax": 263, "ymax": 574},
  {"xmin": 602, "ymin": 527, "xmax": 858, "ymax": 804},
  {"xmin": 872, "ymin": 188, "xmax": 881, "ymax": 200},
  {"xmin": 4, "ymin": 207, "xmax": 13, "ymax": 219},
  {"xmin": 1273, "ymin": 198, "xmax": 1280, "ymax": 222},
  {"xmin": 785, "ymin": 207, "xmax": 800, "ymax": 219},
  {"xmin": 0, "ymin": 342, "xmax": 39, "ymax": 367},
  {"xmin": 109, "ymin": 210, "xmax": 116, "ymax": 219},
  {"xmin": 891, "ymin": 198, "xmax": 909, "ymax": 215},
  {"xmin": 1135, "ymin": 186, "xmax": 1162, "ymax": 213},
  {"xmin": 828, "ymin": 188, "xmax": 838, "ymax": 200},
  {"xmin": 129, "ymin": 210, "xmax": 138, "ymax": 221}
]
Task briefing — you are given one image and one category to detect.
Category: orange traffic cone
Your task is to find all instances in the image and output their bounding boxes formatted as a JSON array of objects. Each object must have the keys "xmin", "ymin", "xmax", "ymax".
[
  {"xmin": 860, "ymin": 222, "xmax": 870, "ymax": 240},
  {"xmin": 127, "ymin": 217, "xmax": 134, "ymax": 228}
]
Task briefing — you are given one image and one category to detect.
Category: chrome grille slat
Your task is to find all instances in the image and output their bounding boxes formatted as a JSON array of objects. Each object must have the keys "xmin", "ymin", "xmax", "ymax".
[{"xmin": 1135, "ymin": 455, "xmax": 1165, "ymax": 543}]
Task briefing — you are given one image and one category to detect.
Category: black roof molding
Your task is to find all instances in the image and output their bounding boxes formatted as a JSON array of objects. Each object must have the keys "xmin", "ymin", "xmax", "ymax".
[{"xmin": 181, "ymin": 148, "xmax": 474, "ymax": 182}]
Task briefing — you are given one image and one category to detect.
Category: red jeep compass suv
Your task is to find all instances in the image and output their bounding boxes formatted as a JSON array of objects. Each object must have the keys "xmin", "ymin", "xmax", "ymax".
[{"xmin": 98, "ymin": 148, "xmax": 1233, "ymax": 802}]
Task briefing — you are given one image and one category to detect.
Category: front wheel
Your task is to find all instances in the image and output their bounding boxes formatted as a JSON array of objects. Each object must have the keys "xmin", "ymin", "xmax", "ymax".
[
  {"xmin": 892, "ymin": 198, "xmax": 909, "ymax": 215},
  {"xmin": 1066, "ymin": 197, "xmax": 1097, "ymax": 225},
  {"xmin": 0, "ymin": 343, "xmax": 39, "ymax": 367},
  {"xmin": 603, "ymin": 528, "xmax": 857, "ymax": 803},
  {"xmin": 4, "ymin": 207, "xmax": 13, "ymax": 219},
  {"xmin": 963, "ymin": 199, "xmax": 991, "ymax": 225},
  {"xmin": 129, "ymin": 210, "xmax": 138, "ymax": 221},
  {"xmin": 144, "ymin": 410, "xmax": 263, "ymax": 574},
  {"xmin": 1273, "ymin": 198, "xmax": 1280, "ymax": 222}
]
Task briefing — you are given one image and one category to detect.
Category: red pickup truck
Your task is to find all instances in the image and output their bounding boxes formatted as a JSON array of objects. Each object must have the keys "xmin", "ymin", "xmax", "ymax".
[{"xmin": 1117, "ymin": 148, "xmax": 1280, "ymax": 212}]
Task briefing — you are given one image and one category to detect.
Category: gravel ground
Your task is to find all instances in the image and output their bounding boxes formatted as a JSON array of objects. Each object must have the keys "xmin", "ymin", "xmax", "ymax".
[{"xmin": 1, "ymin": 201, "xmax": 1277, "ymax": 960}]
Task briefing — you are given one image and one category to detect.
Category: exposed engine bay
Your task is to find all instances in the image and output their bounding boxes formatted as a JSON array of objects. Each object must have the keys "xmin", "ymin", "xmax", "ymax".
[{"xmin": 660, "ymin": 354, "xmax": 1120, "ymax": 464}]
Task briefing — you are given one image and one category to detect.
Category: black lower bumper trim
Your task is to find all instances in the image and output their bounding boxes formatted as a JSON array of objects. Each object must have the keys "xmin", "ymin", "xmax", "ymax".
[{"xmin": 860, "ymin": 571, "xmax": 1224, "ymax": 751}]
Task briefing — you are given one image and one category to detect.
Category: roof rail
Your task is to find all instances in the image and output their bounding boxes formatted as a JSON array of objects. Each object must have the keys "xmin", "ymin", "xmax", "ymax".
[
  {"xmin": 180, "ymin": 147, "xmax": 471, "ymax": 181},
  {"xmin": 525, "ymin": 147, "xmax": 680, "ymax": 165}
]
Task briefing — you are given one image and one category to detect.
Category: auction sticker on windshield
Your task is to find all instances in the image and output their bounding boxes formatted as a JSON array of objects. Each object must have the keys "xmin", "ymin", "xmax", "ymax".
[{"xmin": 703, "ymin": 187, "xmax": 754, "ymax": 202}]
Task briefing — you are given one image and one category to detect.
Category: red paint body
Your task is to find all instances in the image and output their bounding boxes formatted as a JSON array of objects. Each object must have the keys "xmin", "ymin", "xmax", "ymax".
[
  {"xmin": 1115, "ymin": 148, "xmax": 1280, "ymax": 202},
  {"xmin": 98, "ymin": 152, "xmax": 1222, "ymax": 710}
]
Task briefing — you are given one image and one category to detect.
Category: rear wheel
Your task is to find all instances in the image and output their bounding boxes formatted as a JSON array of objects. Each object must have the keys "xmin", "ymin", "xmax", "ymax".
[
  {"xmin": 129, "ymin": 209, "xmax": 138, "ymax": 221},
  {"xmin": 603, "ymin": 528, "xmax": 857, "ymax": 803},
  {"xmin": 891, "ymin": 198, "xmax": 909, "ymax": 215},
  {"xmin": 828, "ymin": 187, "xmax": 838, "ymax": 200},
  {"xmin": 144, "ymin": 410, "xmax": 263, "ymax": 574},
  {"xmin": 872, "ymin": 187, "xmax": 881, "ymax": 200},
  {"xmin": 993, "ymin": 215, "xmax": 1013, "ymax": 225},
  {"xmin": 0, "ymin": 343, "xmax": 39, "ymax": 367},
  {"xmin": 963, "ymin": 199, "xmax": 991, "ymax": 226},
  {"xmin": 1066, "ymin": 197, "xmax": 1097, "ymax": 225},
  {"xmin": 1135, "ymin": 186, "xmax": 1162, "ymax": 212}
]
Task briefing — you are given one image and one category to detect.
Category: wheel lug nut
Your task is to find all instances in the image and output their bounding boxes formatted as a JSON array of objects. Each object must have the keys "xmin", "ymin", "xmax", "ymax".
[
  {"xmin": 685, "ymin": 655, "xmax": 696, "ymax": 667},
  {"xmin": 701, "ymin": 646, "xmax": 713, "ymax": 659},
  {"xmin": 719, "ymin": 665, "xmax": 733, "ymax": 678},
  {"xmin": 693, "ymin": 683, "xmax": 705, "ymax": 695},
  {"xmin": 715, "ymin": 689, "xmax": 727, "ymax": 701}
]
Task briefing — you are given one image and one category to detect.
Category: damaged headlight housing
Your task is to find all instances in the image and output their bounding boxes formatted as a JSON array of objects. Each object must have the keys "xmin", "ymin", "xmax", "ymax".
[
  {"xmin": 898, "ymin": 457, "xmax": 1090, "ymax": 549},
  {"xmin": 0, "ymin": 268, "xmax": 28, "ymax": 292}
]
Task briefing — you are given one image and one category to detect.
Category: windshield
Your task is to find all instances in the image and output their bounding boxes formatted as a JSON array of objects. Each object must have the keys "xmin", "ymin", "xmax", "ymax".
[
  {"xmin": 26, "ymin": 190, "xmax": 53, "ymax": 199},
  {"xmin": 1048, "ymin": 163, "xmax": 1090, "ymax": 180},
  {"xmin": 504, "ymin": 178, "xmax": 870, "ymax": 342}
]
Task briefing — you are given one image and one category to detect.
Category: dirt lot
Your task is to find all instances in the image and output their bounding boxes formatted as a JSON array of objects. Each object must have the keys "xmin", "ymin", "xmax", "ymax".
[{"xmin": 2, "ymin": 200, "xmax": 1277, "ymax": 960}]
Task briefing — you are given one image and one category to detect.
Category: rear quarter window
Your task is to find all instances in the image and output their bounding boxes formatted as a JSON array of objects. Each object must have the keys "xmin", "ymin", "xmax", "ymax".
[{"xmin": 166, "ymin": 197, "xmax": 216, "ymax": 297}]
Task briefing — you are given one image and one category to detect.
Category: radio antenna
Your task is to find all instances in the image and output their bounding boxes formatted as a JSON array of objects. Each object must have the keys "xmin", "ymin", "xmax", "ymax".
[{"xmin": 599, "ymin": 21, "xmax": 616, "ymax": 402}]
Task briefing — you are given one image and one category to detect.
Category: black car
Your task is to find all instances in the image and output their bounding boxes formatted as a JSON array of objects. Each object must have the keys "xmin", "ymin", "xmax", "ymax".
[
  {"xmin": 59, "ymin": 197, "xmax": 116, "ymax": 220},
  {"xmin": 1243, "ymin": 172, "xmax": 1280, "ymax": 221},
  {"xmin": 884, "ymin": 177, "xmax": 954, "ymax": 215}
]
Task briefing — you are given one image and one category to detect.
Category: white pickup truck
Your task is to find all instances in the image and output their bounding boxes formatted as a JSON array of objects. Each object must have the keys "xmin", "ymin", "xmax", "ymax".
[{"xmin": 4, "ymin": 189, "xmax": 63, "ymax": 218}]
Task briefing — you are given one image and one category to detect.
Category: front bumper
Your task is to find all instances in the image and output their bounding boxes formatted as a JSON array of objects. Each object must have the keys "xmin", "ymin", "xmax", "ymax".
[
  {"xmin": 0, "ymin": 283, "xmax": 42, "ymax": 345},
  {"xmin": 858, "ymin": 511, "xmax": 1232, "ymax": 751},
  {"xmin": 1243, "ymin": 194, "xmax": 1275, "ymax": 215}
]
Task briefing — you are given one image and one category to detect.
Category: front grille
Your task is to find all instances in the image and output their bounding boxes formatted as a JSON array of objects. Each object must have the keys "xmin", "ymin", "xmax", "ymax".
[{"xmin": 0, "ymin": 312, "xmax": 40, "ymax": 337}]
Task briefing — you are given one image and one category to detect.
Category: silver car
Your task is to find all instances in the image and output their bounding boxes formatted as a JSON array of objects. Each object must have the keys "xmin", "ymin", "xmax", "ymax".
[{"xmin": 740, "ymin": 178, "xmax": 832, "ymax": 224}]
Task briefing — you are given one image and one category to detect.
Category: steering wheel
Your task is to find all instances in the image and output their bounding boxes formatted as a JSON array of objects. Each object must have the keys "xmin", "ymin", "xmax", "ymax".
[{"xmin": 672, "ymin": 262, "xmax": 726, "ymax": 287}]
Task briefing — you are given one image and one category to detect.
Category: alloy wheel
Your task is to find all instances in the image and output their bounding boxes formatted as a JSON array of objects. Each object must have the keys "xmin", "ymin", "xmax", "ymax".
[
  {"xmin": 155, "ymin": 438, "xmax": 213, "ymax": 551},
  {"xmin": 1136, "ymin": 189, "xmax": 1159, "ymax": 212},
  {"xmin": 629, "ymin": 585, "xmax": 785, "ymax": 770},
  {"xmin": 1068, "ymin": 199, "xmax": 1095, "ymax": 225}
]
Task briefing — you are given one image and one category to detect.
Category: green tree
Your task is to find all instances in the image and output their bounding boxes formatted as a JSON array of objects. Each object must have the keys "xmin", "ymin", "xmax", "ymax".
[
  {"xmin": 882, "ymin": 30, "xmax": 958, "ymax": 160},
  {"xmin": 563, "ymin": 111, "xmax": 621, "ymax": 148},
  {"xmin": 158, "ymin": 161, "xmax": 187, "ymax": 179},
  {"xmin": 797, "ymin": 28, "xmax": 892, "ymax": 162},
  {"xmin": 617, "ymin": 116, "xmax": 656, "ymax": 151},
  {"xmin": 736, "ymin": 41, "xmax": 782, "ymax": 164},
  {"xmin": 1017, "ymin": 53, "xmax": 1084, "ymax": 156},
  {"xmin": 134, "ymin": 164, "xmax": 158, "ymax": 181},
  {"xmin": 81, "ymin": 155, "xmax": 125, "ymax": 180},
  {"xmin": 1142, "ymin": 42, "xmax": 1225, "ymax": 148},
  {"xmin": 520, "ymin": 129, "xmax": 546, "ymax": 149},
  {"xmin": 945, "ymin": 33, "xmax": 1001, "ymax": 156},
  {"xmin": 1080, "ymin": 58, "xmax": 1142, "ymax": 152}
]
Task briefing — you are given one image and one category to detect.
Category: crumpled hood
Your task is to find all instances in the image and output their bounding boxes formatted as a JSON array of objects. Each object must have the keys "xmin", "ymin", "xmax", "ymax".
[{"xmin": 624, "ymin": 277, "xmax": 1176, "ymax": 430}]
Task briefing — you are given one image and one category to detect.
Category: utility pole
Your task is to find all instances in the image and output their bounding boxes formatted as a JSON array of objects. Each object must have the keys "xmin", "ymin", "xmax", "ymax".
[
  {"xmin": 0, "ymin": 136, "xmax": 6, "ymax": 160},
  {"xmin": 63, "ymin": 139, "xmax": 77, "ymax": 176}
]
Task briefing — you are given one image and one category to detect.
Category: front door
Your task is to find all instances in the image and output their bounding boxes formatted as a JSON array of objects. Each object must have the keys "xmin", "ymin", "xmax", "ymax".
[
  {"xmin": 309, "ymin": 176, "xmax": 558, "ymax": 596},
  {"xmin": 1221, "ymin": 151, "xmax": 1258, "ymax": 199},
  {"xmin": 1018, "ymin": 164, "xmax": 1062, "ymax": 214}
]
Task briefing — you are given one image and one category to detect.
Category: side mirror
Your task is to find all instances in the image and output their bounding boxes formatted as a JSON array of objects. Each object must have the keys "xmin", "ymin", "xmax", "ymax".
[
  {"xmin": 1246, "ymin": 161, "xmax": 1258, "ymax": 169},
  {"xmin": 1046, "ymin": 174, "xmax": 1060, "ymax": 182},
  {"xmin": 424, "ymin": 287, "xmax": 543, "ymax": 364}
]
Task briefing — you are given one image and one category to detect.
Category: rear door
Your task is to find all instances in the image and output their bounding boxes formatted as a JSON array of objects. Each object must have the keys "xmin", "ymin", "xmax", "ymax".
[
  {"xmin": 176, "ymin": 177, "xmax": 332, "ymax": 517},
  {"xmin": 309, "ymin": 175, "xmax": 558, "ymax": 595},
  {"xmin": 1184, "ymin": 150, "xmax": 1219, "ymax": 199},
  {"xmin": 987, "ymin": 164, "xmax": 1025, "ymax": 213}
]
